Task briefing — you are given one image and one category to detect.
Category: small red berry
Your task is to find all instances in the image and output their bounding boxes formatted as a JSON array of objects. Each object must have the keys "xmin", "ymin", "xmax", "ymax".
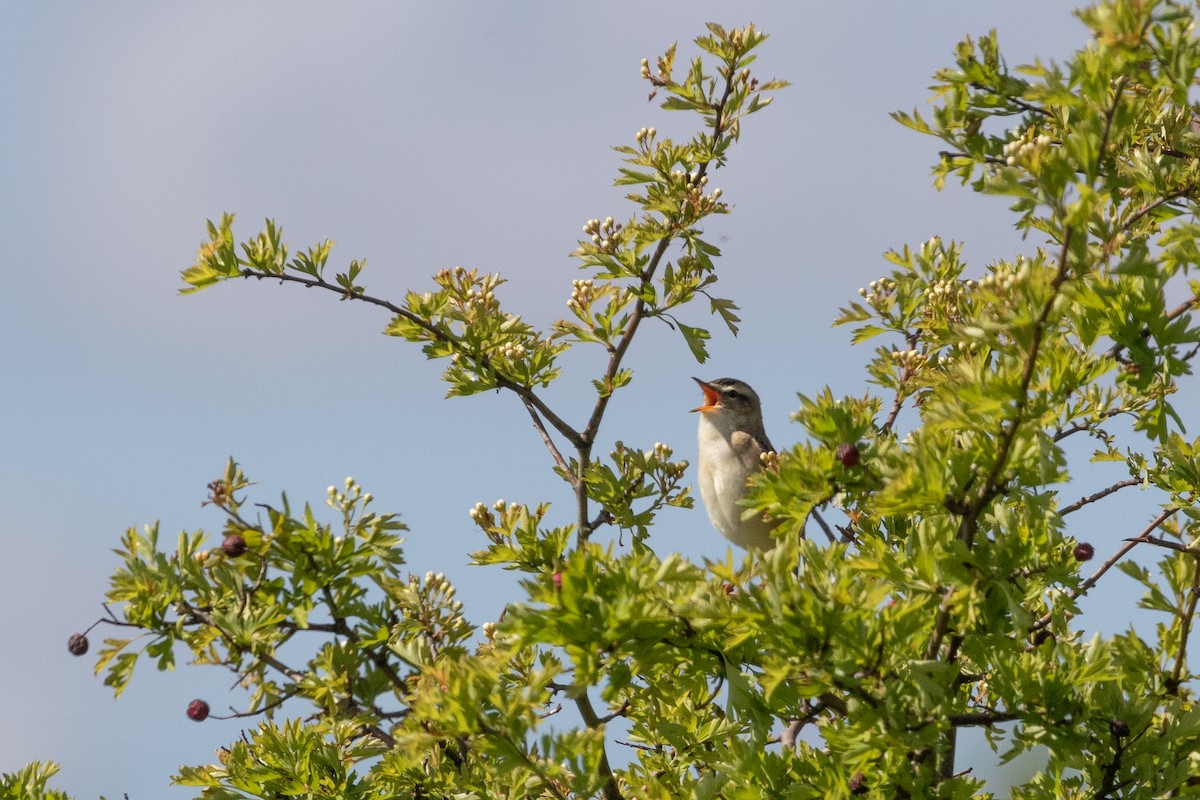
[
  {"xmin": 1073, "ymin": 542, "xmax": 1095, "ymax": 562},
  {"xmin": 187, "ymin": 699, "xmax": 210, "ymax": 722},
  {"xmin": 221, "ymin": 534, "xmax": 247, "ymax": 558},
  {"xmin": 551, "ymin": 572, "xmax": 563, "ymax": 592},
  {"xmin": 836, "ymin": 442, "xmax": 861, "ymax": 468},
  {"xmin": 848, "ymin": 771, "xmax": 868, "ymax": 795},
  {"xmin": 67, "ymin": 633, "xmax": 89, "ymax": 656}
]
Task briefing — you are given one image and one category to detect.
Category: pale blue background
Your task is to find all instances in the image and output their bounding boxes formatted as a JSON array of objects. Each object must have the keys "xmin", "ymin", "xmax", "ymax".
[{"xmin": 2, "ymin": 3, "xmax": 1165, "ymax": 797}]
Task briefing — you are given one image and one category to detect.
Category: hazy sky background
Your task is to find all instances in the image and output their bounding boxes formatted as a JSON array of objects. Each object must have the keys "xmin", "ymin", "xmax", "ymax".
[{"xmin": 2, "ymin": 2, "xmax": 1172, "ymax": 797}]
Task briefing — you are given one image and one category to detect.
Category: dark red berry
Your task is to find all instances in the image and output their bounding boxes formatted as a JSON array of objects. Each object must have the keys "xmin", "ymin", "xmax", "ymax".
[
  {"xmin": 67, "ymin": 633, "xmax": 89, "ymax": 656},
  {"xmin": 848, "ymin": 771, "xmax": 868, "ymax": 795},
  {"xmin": 1110, "ymin": 718, "xmax": 1129, "ymax": 738},
  {"xmin": 836, "ymin": 442, "xmax": 861, "ymax": 468},
  {"xmin": 187, "ymin": 699, "xmax": 210, "ymax": 722},
  {"xmin": 1073, "ymin": 542, "xmax": 1095, "ymax": 562},
  {"xmin": 221, "ymin": 534, "xmax": 247, "ymax": 558}
]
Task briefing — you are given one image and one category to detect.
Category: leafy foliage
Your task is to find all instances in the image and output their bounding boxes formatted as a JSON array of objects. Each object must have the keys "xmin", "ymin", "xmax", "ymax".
[{"xmin": 24, "ymin": 4, "xmax": 1200, "ymax": 798}]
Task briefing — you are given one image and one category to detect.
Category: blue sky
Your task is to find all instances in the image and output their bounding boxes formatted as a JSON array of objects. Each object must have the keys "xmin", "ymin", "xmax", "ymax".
[{"xmin": 2, "ymin": 2, "xmax": 1155, "ymax": 797}]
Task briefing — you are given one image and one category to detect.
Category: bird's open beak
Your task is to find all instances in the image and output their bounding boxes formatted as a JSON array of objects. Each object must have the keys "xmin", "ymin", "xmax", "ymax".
[{"xmin": 691, "ymin": 377, "xmax": 720, "ymax": 413}]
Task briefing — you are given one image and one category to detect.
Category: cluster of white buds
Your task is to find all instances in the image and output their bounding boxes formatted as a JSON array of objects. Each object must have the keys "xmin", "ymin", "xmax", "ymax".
[
  {"xmin": 891, "ymin": 348, "xmax": 928, "ymax": 371},
  {"xmin": 481, "ymin": 621, "xmax": 497, "ymax": 641},
  {"xmin": 435, "ymin": 265, "xmax": 474, "ymax": 286},
  {"xmin": 677, "ymin": 171, "xmax": 723, "ymax": 213},
  {"xmin": 641, "ymin": 441, "xmax": 688, "ymax": 478},
  {"xmin": 646, "ymin": 441, "xmax": 673, "ymax": 460},
  {"xmin": 324, "ymin": 477, "xmax": 371, "ymax": 509},
  {"xmin": 423, "ymin": 570, "xmax": 451, "ymax": 592},
  {"xmin": 923, "ymin": 278, "xmax": 966, "ymax": 322},
  {"xmin": 759, "ymin": 450, "xmax": 780, "ymax": 472},
  {"xmin": 857, "ymin": 277, "xmax": 897, "ymax": 307},
  {"xmin": 582, "ymin": 217, "xmax": 621, "ymax": 253},
  {"xmin": 640, "ymin": 57, "xmax": 669, "ymax": 84},
  {"xmin": 978, "ymin": 259, "xmax": 1031, "ymax": 295},
  {"xmin": 568, "ymin": 278, "xmax": 596, "ymax": 313},
  {"xmin": 469, "ymin": 501, "xmax": 495, "ymax": 527},
  {"xmin": 499, "ymin": 341, "xmax": 526, "ymax": 361},
  {"xmin": 635, "ymin": 126, "xmax": 657, "ymax": 142},
  {"xmin": 1002, "ymin": 130, "xmax": 1053, "ymax": 166},
  {"xmin": 467, "ymin": 285, "xmax": 496, "ymax": 310}
]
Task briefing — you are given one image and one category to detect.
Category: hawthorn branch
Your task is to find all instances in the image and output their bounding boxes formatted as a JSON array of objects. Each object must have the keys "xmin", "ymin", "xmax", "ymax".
[
  {"xmin": 573, "ymin": 66, "xmax": 739, "ymax": 547},
  {"xmin": 237, "ymin": 268, "xmax": 585, "ymax": 453},
  {"xmin": 1105, "ymin": 293, "xmax": 1200, "ymax": 364},
  {"xmin": 1122, "ymin": 186, "xmax": 1195, "ymax": 231},
  {"xmin": 575, "ymin": 690, "xmax": 625, "ymax": 800},
  {"xmin": 968, "ymin": 82, "xmax": 1051, "ymax": 117},
  {"xmin": 521, "ymin": 395, "xmax": 576, "ymax": 488},
  {"xmin": 947, "ymin": 709, "xmax": 1020, "ymax": 727},
  {"xmin": 1032, "ymin": 507, "xmax": 1178, "ymax": 631},
  {"xmin": 1060, "ymin": 478, "xmax": 1140, "ymax": 516}
]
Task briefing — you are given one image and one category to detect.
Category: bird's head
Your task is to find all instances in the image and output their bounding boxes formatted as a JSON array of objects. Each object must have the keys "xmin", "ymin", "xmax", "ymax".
[{"xmin": 691, "ymin": 377, "xmax": 763, "ymax": 421}]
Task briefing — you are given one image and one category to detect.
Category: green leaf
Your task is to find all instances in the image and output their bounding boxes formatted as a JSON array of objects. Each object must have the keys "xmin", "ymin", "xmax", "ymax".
[{"xmin": 678, "ymin": 323, "xmax": 711, "ymax": 362}]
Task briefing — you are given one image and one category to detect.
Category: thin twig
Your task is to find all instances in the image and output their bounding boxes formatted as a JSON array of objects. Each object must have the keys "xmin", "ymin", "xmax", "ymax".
[
  {"xmin": 1060, "ymin": 478, "xmax": 1140, "ymax": 516},
  {"xmin": 239, "ymin": 268, "xmax": 585, "ymax": 451},
  {"xmin": 947, "ymin": 709, "xmax": 1020, "ymax": 727},
  {"xmin": 1105, "ymin": 295, "xmax": 1200, "ymax": 361},
  {"xmin": 521, "ymin": 395, "xmax": 576, "ymax": 487},
  {"xmin": 809, "ymin": 508, "xmax": 836, "ymax": 543},
  {"xmin": 1032, "ymin": 508, "xmax": 1178, "ymax": 631}
]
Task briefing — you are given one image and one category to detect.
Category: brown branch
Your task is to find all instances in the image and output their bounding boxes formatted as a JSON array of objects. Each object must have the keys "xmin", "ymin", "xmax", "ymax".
[
  {"xmin": 968, "ymin": 82, "xmax": 1051, "ymax": 117},
  {"xmin": 1032, "ymin": 508, "xmax": 1178, "ymax": 631},
  {"xmin": 238, "ymin": 268, "xmax": 585, "ymax": 452},
  {"xmin": 880, "ymin": 384, "xmax": 907, "ymax": 437},
  {"xmin": 1104, "ymin": 294, "xmax": 1200, "ymax": 362},
  {"xmin": 1141, "ymin": 535, "xmax": 1200, "ymax": 555},
  {"xmin": 1123, "ymin": 186, "xmax": 1195, "ymax": 231},
  {"xmin": 521, "ymin": 395, "xmax": 576, "ymax": 488},
  {"xmin": 809, "ymin": 508, "xmax": 837, "ymax": 543},
  {"xmin": 924, "ymin": 586, "xmax": 958, "ymax": 661},
  {"xmin": 947, "ymin": 709, "xmax": 1020, "ymax": 727},
  {"xmin": 575, "ymin": 690, "xmax": 624, "ymax": 800},
  {"xmin": 1060, "ymin": 478, "xmax": 1141, "ymax": 516}
]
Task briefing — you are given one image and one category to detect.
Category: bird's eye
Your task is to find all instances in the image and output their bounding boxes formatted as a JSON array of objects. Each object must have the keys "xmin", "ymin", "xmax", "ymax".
[{"xmin": 726, "ymin": 390, "xmax": 741, "ymax": 400}]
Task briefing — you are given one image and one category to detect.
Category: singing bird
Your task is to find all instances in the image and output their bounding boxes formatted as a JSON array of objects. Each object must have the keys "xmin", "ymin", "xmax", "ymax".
[{"xmin": 692, "ymin": 377, "xmax": 777, "ymax": 550}]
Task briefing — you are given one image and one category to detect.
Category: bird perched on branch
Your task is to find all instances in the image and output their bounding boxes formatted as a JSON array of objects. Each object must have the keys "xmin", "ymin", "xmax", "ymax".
[{"xmin": 692, "ymin": 377, "xmax": 777, "ymax": 550}]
